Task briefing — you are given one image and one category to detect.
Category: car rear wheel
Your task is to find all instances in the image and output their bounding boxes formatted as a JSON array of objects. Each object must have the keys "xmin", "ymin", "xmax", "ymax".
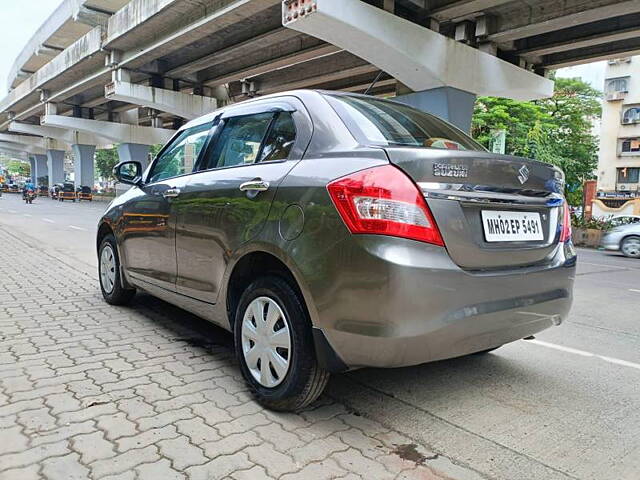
[
  {"xmin": 621, "ymin": 236, "xmax": 640, "ymax": 258},
  {"xmin": 234, "ymin": 276, "xmax": 329, "ymax": 411},
  {"xmin": 98, "ymin": 234, "xmax": 136, "ymax": 305}
]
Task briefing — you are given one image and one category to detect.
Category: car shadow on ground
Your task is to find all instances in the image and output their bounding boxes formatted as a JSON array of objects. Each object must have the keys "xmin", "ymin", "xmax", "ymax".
[
  {"xmin": 130, "ymin": 293, "xmax": 234, "ymax": 349},
  {"xmin": 124, "ymin": 292, "xmax": 542, "ymax": 415}
]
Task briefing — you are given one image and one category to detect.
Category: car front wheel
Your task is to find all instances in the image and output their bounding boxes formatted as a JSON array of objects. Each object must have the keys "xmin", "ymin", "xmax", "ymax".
[
  {"xmin": 621, "ymin": 236, "xmax": 640, "ymax": 258},
  {"xmin": 98, "ymin": 234, "xmax": 136, "ymax": 305},
  {"xmin": 234, "ymin": 276, "xmax": 329, "ymax": 411}
]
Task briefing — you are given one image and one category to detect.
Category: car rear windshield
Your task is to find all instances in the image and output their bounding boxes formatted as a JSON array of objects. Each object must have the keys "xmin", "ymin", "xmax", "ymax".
[{"xmin": 325, "ymin": 94, "xmax": 486, "ymax": 152}]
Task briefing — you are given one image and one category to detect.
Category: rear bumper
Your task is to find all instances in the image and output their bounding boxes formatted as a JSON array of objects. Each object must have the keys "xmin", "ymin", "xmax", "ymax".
[{"xmin": 305, "ymin": 235, "xmax": 576, "ymax": 369}]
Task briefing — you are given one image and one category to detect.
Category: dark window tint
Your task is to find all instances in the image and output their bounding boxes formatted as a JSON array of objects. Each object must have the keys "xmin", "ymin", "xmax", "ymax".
[
  {"xmin": 206, "ymin": 113, "xmax": 274, "ymax": 169},
  {"xmin": 325, "ymin": 94, "xmax": 485, "ymax": 151},
  {"xmin": 259, "ymin": 113, "xmax": 296, "ymax": 162},
  {"xmin": 617, "ymin": 167, "xmax": 640, "ymax": 183},
  {"xmin": 148, "ymin": 124, "xmax": 210, "ymax": 183}
]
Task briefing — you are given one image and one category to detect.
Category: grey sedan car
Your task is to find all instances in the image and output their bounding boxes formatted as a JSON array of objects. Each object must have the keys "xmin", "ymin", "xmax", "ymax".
[
  {"xmin": 97, "ymin": 90, "xmax": 576, "ymax": 411},
  {"xmin": 602, "ymin": 223, "xmax": 640, "ymax": 258}
]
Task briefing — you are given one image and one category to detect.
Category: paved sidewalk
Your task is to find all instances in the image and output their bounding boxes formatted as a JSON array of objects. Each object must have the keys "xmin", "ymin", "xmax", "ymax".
[{"xmin": 0, "ymin": 226, "xmax": 461, "ymax": 480}]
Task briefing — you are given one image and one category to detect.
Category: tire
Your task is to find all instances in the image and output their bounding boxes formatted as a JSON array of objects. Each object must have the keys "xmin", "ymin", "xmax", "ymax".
[
  {"xmin": 621, "ymin": 236, "xmax": 640, "ymax": 259},
  {"xmin": 98, "ymin": 234, "xmax": 136, "ymax": 305},
  {"xmin": 234, "ymin": 276, "xmax": 329, "ymax": 411}
]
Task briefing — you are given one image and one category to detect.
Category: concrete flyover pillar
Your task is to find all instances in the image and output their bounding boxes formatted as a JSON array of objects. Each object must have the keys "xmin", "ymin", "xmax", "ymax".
[
  {"xmin": 34, "ymin": 155, "xmax": 48, "ymax": 186},
  {"xmin": 47, "ymin": 149, "xmax": 65, "ymax": 188},
  {"xmin": 29, "ymin": 157, "xmax": 36, "ymax": 184},
  {"xmin": 72, "ymin": 144, "xmax": 96, "ymax": 188},
  {"xmin": 395, "ymin": 87, "xmax": 477, "ymax": 133},
  {"xmin": 117, "ymin": 143, "xmax": 151, "ymax": 170},
  {"xmin": 30, "ymin": 154, "xmax": 48, "ymax": 186}
]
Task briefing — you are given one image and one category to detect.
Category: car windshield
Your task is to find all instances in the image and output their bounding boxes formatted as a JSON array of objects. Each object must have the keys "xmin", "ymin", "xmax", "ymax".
[{"xmin": 325, "ymin": 93, "xmax": 486, "ymax": 152}]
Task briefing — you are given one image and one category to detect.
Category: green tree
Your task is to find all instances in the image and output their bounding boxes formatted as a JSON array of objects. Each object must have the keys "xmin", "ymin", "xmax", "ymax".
[
  {"xmin": 6, "ymin": 160, "xmax": 30, "ymax": 176},
  {"xmin": 472, "ymin": 97, "xmax": 547, "ymax": 157},
  {"xmin": 149, "ymin": 144, "xmax": 163, "ymax": 159},
  {"xmin": 95, "ymin": 148, "xmax": 119, "ymax": 180},
  {"xmin": 472, "ymin": 77, "xmax": 601, "ymax": 205}
]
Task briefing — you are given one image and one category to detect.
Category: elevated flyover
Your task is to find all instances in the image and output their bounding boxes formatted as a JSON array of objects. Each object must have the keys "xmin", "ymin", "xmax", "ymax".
[{"xmin": 1, "ymin": 0, "xmax": 638, "ymax": 187}]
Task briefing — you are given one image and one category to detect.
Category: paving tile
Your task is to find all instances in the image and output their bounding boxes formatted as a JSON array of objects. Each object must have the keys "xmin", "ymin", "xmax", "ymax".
[
  {"xmin": 41, "ymin": 452, "xmax": 91, "ymax": 480},
  {"xmin": 72, "ymin": 431, "xmax": 117, "ymax": 464},
  {"xmin": 136, "ymin": 458, "xmax": 187, "ymax": 480},
  {"xmin": 158, "ymin": 435, "xmax": 208, "ymax": 470}
]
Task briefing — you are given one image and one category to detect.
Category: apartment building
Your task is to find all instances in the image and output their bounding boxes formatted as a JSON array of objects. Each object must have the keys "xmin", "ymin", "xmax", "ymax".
[{"xmin": 597, "ymin": 56, "xmax": 640, "ymax": 203}]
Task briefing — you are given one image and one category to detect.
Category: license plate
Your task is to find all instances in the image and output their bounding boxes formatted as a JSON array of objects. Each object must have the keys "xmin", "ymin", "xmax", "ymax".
[{"xmin": 481, "ymin": 210, "xmax": 544, "ymax": 242}]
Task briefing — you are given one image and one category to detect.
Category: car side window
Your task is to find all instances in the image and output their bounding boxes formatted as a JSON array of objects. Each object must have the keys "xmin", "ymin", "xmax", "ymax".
[
  {"xmin": 205, "ymin": 112, "xmax": 274, "ymax": 169},
  {"xmin": 147, "ymin": 124, "xmax": 210, "ymax": 183},
  {"xmin": 259, "ymin": 112, "xmax": 297, "ymax": 162}
]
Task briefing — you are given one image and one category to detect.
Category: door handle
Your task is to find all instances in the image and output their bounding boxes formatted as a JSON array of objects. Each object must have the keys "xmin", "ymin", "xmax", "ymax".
[
  {"xmin": 239, "ymin": 179, "xmax": 269, "ymax": 192},
  {"xmin": 162, "ymin": 188, "xmax": 181, "ymax": 198}
]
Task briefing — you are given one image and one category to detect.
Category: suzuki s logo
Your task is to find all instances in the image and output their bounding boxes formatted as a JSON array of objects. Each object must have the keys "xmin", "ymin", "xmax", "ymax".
[{"xmin": 518, "ymin": 165, "xmax": 530, "ymax": 184}]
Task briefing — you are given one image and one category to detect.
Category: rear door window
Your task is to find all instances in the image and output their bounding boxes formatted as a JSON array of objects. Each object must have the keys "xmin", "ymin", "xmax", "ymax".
[
  {"xmin": 205, "ymin": 113, "xmax": 274, "ymax": 169},
  {"xmin": 259, "ymin": 112, "xmax": 297, "ymax": 162}
]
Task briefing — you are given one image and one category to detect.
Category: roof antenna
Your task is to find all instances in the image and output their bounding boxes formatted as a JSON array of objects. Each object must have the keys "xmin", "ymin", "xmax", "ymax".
[{"xmin": 364, "ymin": 70, "xmax": 385, "ymax": 95}]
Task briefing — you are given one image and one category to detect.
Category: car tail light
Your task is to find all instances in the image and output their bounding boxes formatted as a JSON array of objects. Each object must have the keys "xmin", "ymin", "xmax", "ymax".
[
  {"xmin": 559, "ymin": 201, "xmax": 572, "ymax": 243},
  {"xmin": 327, "ymin": 164, "xmax": 444, "ymax": 246}
]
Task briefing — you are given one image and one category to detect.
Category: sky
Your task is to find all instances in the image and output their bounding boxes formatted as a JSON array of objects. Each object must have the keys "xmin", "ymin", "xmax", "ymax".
[
  {"xmin": 0, "ymin": 0, "xmax": 62, "ymax": 95},
  {"xmin": 556, "ymin": 62, "xmax": 606, "ymax": 91},
  {"xmin": 0, "ymin": 1, "xmax": 608, "ymax": 97}
]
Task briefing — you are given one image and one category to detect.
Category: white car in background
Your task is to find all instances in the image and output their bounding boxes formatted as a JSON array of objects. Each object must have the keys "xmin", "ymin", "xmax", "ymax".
[{"xmin": 602, "ymin": 222, "xmax": 640, "ymax": 258}]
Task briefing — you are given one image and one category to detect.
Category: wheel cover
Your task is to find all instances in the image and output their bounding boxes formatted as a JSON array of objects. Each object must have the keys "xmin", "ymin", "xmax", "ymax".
[
  {"xmin": 100, "ymin": 245, "xmax": 117, "ymax": 294},
  {"xmin": 241, "ymin": 296, "xmax": 292, "ymax": 388},
  {"xmin": 622, "ymin": 238, "xmax": 640, "ymax": 257}
]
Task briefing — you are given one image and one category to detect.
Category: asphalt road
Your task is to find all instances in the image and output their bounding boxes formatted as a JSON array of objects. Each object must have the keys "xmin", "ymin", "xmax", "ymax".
[{"xmin": 1, "ymin": 191, "xmax": 638, "ymax": 480}]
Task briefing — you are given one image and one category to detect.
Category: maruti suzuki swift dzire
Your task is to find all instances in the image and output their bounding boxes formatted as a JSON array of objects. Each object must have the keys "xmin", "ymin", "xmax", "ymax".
[{"xmin": 97, "ymin": 90, "xmax": 575, "ymax": 411}]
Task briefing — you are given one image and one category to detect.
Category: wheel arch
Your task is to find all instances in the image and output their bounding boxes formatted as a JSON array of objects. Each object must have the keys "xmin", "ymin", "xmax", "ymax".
[
  {"xmin": 225, "ymin": 249, "xmax": 308, "ymax": 330},
  {"xmin": 96, "ymin": 221, "xmax": 114, "ymax": 253},
  {"xmin": 224, "ymin": 246, "xmax": 348, "ymax": 373},
  {"xmin": 96, "ymin": 220, "xmax": 134, "ymax": 290}
]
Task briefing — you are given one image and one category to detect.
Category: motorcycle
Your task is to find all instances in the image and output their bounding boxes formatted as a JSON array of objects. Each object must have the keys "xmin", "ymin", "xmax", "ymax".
[{"xmin": 24, "ymin": 189, "xmax": 36, "ymax": 204}]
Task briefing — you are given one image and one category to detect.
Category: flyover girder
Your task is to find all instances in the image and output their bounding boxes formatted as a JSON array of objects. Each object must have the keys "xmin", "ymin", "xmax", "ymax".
[
  {"xmin": 487, "ymin": 0, "xmax": 640, "ymax": 44},
  {"xmin": 104, "ymin": 80, "xmax": 218, "ymax": 120},
  {"xmin": 41, "ymin": 115, "xmax": 175, "ymax": 146},
  {"xmin": 8, "ymin": 122, "xmax": 112, "ymax": 148},
  {"xmin": 284, "ymin": 0, "xmax": 552, "ymax": 99}
]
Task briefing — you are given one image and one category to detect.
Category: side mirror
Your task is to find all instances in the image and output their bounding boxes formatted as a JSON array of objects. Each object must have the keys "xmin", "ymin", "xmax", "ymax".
[{"xmin": 113, "ymin": 161, "xmax": 143, "ymax": 186}]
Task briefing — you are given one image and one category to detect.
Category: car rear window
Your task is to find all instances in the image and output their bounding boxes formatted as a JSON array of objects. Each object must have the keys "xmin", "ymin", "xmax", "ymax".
[{"xmin": 325, "ymin": 94, "xmax": 486, "ymax": 152}]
